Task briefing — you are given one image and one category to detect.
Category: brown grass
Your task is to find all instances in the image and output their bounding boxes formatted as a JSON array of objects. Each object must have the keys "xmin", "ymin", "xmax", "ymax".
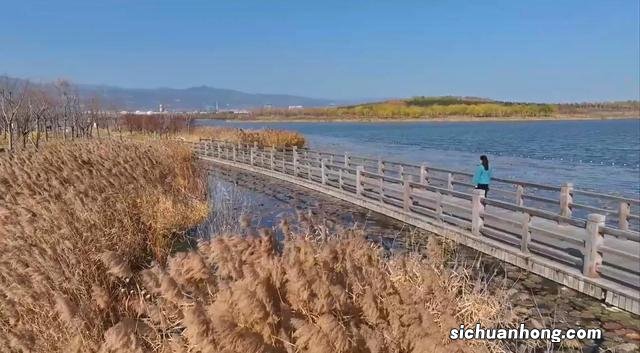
[
  {"xmin": 0, "ymin": 139, "xmax": 511, "ymax": 353},
  {"xmin": 177, "ymin": 126, "xmax": 306, "ymax": 148},
  {"xmin": 111, "ymin": 223, "xmax": 509, "ymax": 353},
  {"xmin": 116, "ymin": 113, "xmax": 305, "ymax": 148},
  {"xmin": 0, "ymin": 140, "xmax": 208, "ymax": 352}
]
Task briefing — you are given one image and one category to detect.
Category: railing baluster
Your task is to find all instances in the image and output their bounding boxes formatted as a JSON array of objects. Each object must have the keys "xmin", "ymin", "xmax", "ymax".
[
  {"xmin": 292, "ymin": 146, "xmax": 298, "ymax": 176},
  {"xmin": 250, "ymin": 142, "xmax": 256, "ymax": 165},
  {"xmin": 321, "ymin": 159, "xmax": 327, "ymax": 185},
  {"xmin": 520, "ymin": 212, "xmax": 531, "ymax": 253},
  {"xmin": 270, "ymin": 146, "xmax": 275, "ymax": 170},
  {"xmin": 583, "ymin": 213, "xmax": 605, "ymax": 277},
  {"xmin": 356, "ymin": 166, "xmax": 364, "ymax": 196},
  {"xmin": 435, "ymin": 191, "xmax": 443, "ymax": 222},
  {"xmin": 619, "ymin": 201, "xmax": 630, "ymax": 231},
  {"xmin": 403, "ymin": 175, "xmax": 413, "ymax": 211},
  {"xmin": 472, "ymin": 189, "xmax": 485, "ymax": 236},
  {"xmin": 515, "ymin": 185, "xmax": 524, "ymax": 206},
  {"xmin": 420, "ymin": 164, "xmax": 428, "ymax": 185},
  {"xmin": 559, "ymin": 182, "xmax": 574, "ymax": 223}
]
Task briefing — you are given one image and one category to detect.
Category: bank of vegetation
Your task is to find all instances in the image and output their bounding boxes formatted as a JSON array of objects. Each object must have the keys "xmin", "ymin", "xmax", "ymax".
[
  {"xmin": 0, "ymin": 77, "xmax": 304, "ymax": 153},
  {"xmin": 0, "ymin": 138, "xmax": 515, "ymax": 352},
  {"xmin": 0, "ymin": 139, "xmax": 511, "ymax": 352},
  {"xmin": 246, "ymin": 97, "xmax": 639, "ymax": 121},
  {"xmin": 119, "ymin": 114, "xmax": 305, "ymax": 148}
]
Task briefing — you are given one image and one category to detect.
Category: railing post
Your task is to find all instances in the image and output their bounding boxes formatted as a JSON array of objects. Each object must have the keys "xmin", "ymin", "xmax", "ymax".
[
  {"xmin": 398, "ymin": 165, "xmax": 404, "ymax": 179},
  {"xmin": 559, "ymin": 182, "xmax": 574, "ymax": 221},
  {"xmin": 515, "ymin": 185, "xmax": 524, "ymax": 207},
  {"xmin": 435, "ymin": 191, "xmax": 443, "ymax": 223},
  {"xmin": 250, "ymin": 142, "xmax": 257, "ymax": 165},
  {"xmin": 447, "ymin": 173, "xmax": 454, "ymax": 191},
  {"xmin": 281, "ymin": 148, "xmax": 286, "ymax": 172},
  {"xmin": 378, "ymin": 159, "xmax": 384, "ymax": 175},
  {"xmin": 321, "ymin": 159, "xmax": 327, "ymax": 185},
  {"xmin": 619, "ymin": 201, "xmax": 630, "ymax": 231},
  {"xmin": 216, "ymin": 142, "xmax": 221, "ymax": 158},
  {"xmin": 403, "ymin": 176, "xmax": 413, "ymax": 211},
  {"xmin": 420, "ymin": 164, "xmax": 428, "ymax": 185},
  {"xmin": 338, "ymin": 169, "xmax": 344, "ymax": 189},
  {"xmin": 270, "ymin": 146, "xmax": 275, "ymax": 170},
  {"xmin": 292, "ymin": 146, "xmax": 298, "ymax": 176},
  {"xmin": 232, "ymin": 145, "xmax": 237, "ymax": 161},
  {"xmin": 472, "ymin": 189, "xmax": 485, "ymax": 236},
  {"xmin": 344, "ymin": 152, "xmax": 349, "ymax": 167},
  {"xmin": 583, "ymin": 213, "xmax": 605, "ymax": 277},
  {"xmin": 356, "ymin": 166, "xmax": 364, "ymax": 196},
  {"xmin": 520, "ymin": 213, "xmax": 531, "ymax": 254},
  {"xmin": 307, "ymin": 164, "xmax": 312, "ymax": 180}
]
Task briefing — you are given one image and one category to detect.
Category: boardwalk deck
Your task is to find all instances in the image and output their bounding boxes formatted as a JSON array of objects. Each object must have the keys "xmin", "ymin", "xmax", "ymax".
[{"xmin": 190, "ymin": 140, "xmax": 640, "ymax": 314}]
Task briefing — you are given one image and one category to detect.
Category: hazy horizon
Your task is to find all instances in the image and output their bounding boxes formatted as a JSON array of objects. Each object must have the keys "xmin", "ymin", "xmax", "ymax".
[{"xmin": 1, "ymin": 1, "xmax": 639, "ymax": 103}]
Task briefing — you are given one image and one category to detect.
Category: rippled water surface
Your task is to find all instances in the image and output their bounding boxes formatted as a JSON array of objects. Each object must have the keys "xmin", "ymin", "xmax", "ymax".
[{"xmin": 196, "ymin": 119, "xmax": 640, "ymax": 197}]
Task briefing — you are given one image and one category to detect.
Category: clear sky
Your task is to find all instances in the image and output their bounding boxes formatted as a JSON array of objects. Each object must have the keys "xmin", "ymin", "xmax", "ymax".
[{"xmin": 1, "ymin": 0, "xmax": 638, "ymax": 102}]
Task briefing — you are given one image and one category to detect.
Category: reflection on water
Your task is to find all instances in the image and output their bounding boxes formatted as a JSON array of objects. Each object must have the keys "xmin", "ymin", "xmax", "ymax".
[{"xmin": 196, "ymin": 119, "xmax": 640, "ymax": 197}]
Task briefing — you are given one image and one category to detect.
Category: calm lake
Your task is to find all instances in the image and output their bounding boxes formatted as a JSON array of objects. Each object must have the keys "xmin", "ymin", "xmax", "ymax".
[{"xmin": 195, "ymin": 118, "xmax": 640, "ymax": 198}]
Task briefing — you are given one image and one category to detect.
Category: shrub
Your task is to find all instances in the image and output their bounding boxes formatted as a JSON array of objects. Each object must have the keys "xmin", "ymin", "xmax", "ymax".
[{"xmin": 185, "ymin": 127, "xmax": 306, "ymax": 148}]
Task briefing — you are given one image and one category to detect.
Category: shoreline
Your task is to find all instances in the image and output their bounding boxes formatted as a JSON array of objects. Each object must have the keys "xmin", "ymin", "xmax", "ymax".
[{"xmin": 208, "ymin": 115, "xmax": 640, "ymax": 124}]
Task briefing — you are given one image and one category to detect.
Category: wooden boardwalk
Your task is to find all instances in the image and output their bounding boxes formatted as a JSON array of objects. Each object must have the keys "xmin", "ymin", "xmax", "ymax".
[{"xmin": 190, "ymin": 140, "xmax": 640, "ymax": 315}]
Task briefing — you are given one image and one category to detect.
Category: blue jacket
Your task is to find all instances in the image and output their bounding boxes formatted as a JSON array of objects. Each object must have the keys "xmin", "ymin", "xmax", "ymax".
[{"xmin": 473, "ymin": 165, "xmax": 492, "ymax": 185}]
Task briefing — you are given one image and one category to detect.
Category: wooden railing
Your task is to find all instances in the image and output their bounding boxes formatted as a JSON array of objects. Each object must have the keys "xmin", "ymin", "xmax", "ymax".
[{"xmin": 190, "ymin": 139, "xmax": 640, "ymax": 297}]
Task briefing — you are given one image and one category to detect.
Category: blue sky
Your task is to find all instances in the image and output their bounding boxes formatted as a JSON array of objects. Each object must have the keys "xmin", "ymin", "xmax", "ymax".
[{"xmin": 1, "ymin": 0, "xmax": 638, "ymax": 102}]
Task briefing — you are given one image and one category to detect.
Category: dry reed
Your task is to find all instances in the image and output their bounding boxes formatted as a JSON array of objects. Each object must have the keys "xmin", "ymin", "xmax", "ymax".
[
  {"xmin": 0, "ymin": 140, "xmax": 208, "ymax": 352},
  {"xmin": 177, "ymin": 127, "xmax": 306, "ymax": 148},
  {"xmin": 0, "ymin": 139, "xmax": 511, "ymax": 353}
]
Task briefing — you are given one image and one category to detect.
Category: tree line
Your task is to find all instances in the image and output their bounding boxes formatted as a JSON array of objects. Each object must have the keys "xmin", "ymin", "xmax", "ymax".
[
  {"xmin": 0, "ymin": 77, "xmax": 201, "ymax": 153},
  {"xmin": 0, "ymin": 77, "xmax": 120, "ymax": 152}
]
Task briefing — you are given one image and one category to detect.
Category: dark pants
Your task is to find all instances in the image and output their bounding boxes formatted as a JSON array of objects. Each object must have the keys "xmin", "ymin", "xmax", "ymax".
[{"xmin": 476, "ymin": 184, "xmax": 489, "ymax": 197}]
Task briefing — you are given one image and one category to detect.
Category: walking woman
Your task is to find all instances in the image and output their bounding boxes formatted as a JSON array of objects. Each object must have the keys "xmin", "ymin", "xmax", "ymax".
[{"xmin": 473, "ymin": 155, "xmax": 492, "ymax": 196}]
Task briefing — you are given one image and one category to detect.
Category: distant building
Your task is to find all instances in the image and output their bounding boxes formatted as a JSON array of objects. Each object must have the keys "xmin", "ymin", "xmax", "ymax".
[
  {"xmin": 219, "ymin": 108, "xmax": 250, "ymax": 114},
  {"xmin": 159, "ymin": 104, "xmax": 165, "ymax": 112},
  {"xmin": 288, "ymin": 105, "xmax": 303, "ymax": 110}
]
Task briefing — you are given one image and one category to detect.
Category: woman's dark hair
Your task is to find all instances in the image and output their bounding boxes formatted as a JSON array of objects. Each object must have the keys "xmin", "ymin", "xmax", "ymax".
[{"xmin": 480, "ymin": 155, "xmax": 489, "ymax": 171}]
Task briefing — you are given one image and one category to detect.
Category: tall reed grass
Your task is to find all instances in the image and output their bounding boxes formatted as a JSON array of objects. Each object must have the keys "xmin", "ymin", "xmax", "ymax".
[
  {"xmin": 0, "ymin": 139, "xmax": 511, "ymax": 352},
  {"xmin": 0, "ymin": 140, "xmax": 208, "ymax": 352},
  {"xmin": 117, "ymin": 113, "xmax": 305, "ymax": 148},
  {"xmin": 96, "ymin": 216, "xmax": 511, "ymax": 353},
  {"xmin": 178, "ymin": 126, "xmax": 306, "ymax": 148}
]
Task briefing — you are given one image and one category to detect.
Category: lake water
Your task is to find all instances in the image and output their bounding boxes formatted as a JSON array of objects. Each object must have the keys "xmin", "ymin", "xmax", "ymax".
[{"xmin": 195, "ymin": 119, "xmax": 640, "ymax": 198}]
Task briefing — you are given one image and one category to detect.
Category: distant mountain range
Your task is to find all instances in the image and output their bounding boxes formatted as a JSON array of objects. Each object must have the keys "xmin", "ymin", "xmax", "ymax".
[
  {"xmin": 0, "ymin": 76, "xmax": 341, "ymax": 110},
  {"xmin": 77, "ymin": 84, "xmax": 341, "ymax": 111}
]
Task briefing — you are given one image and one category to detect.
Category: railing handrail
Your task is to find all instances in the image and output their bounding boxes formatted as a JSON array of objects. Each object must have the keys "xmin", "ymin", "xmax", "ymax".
[
  {"xmin": 193, "ymin": 140, "xmax": 640, "ymax": 314},
  {"xmin": 200, "ymin": 138, "xmax": 639, "ymax": 204}
]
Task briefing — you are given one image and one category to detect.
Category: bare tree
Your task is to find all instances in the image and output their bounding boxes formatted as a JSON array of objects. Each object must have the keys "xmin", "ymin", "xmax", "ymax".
[
  {"xmin": 0, "ymin": 77, "xmax": 27, "ymax": 152},
  {"xmin": 55, "ymin": 79, "xmax": 84, "ymax": 140},
  {"xmin": 25, "ymin": 87, "xmax": 53, "ymax": 149}
]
